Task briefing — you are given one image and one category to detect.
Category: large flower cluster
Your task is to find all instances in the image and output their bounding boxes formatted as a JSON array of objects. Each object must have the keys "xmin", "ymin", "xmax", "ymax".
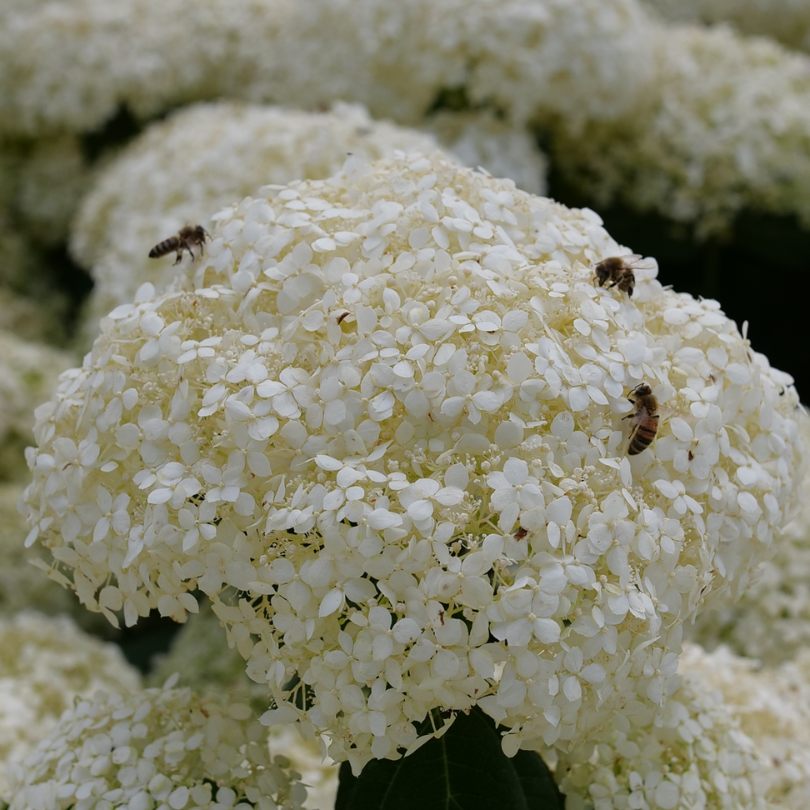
[
  {"xmin": 0, "ymin": 330, "xmax": 74, "ymax": 481},
  {"xmin": 643, "ymin": 0, "xmax": 810, "ymax": 53},
  {"xmin": 679, "ymin": 644, "xmax": 810, "ymax": 809},
  {"xmin": 0, "ymin": 611, "xmax": 141, "ymax": 796},
  {"xmin": 6, "ymin": 678, "xmax": 307, "ymax": 810},
  {"xmin": 21, "ymin": 154, "xmax": 802, "ymax": 771},
  {"xmin": 550, "ymin": 22, "xmax": 810, "ymax": 235},
  {"xmin": 71, "ymin": 102, "xmax": 444, "ymax": 333},
  {"xmin": 689, "ymin": 408, "xmax": 810, "ymax": 664},
  {"xmin": 0, "ymin": 0, "xmax": 652, "ymax": 137},
  {"xmin": 555, "ymin": 649, "xmax": 772, "ymax": 810}
]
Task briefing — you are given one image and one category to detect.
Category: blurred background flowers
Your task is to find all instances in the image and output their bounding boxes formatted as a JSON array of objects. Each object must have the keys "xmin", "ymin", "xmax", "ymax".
[{"xmin": 2, "ymin": 1, "xmax": 810, "ymax": 808}]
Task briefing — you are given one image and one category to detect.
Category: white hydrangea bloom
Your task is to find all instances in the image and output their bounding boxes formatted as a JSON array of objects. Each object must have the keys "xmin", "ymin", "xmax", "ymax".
[
  {"xmin": 643, "ymin": 0, "xmax": 810, "ymax": 53},
  {"xmin": 0, "ymin": 611, "xmax": 141, "ymax": 797},
  {"xmin": 0, "ymin": 331, "xmax": 74, "ymax": 481},
  {"xmin": 71, "ymin": 102, "xmax": 444, "ymax": 333},
  {"xmin": 21, "ymin": 154, "xmax": 803, "ymax": 771},
  {"xmin": 679, "ymin": 644, "xmax": 810, "ymax": 809},
  {"xmin": 555, "ymin": 657, "xmax": 772, "ymax": 810},
  {"xmin": 551, "ymin": 22, "xmax": 810, "ymax": 235},
  {"xmin": 688, "ymin": 408, "xmax": 810, "ymax": 664},
  {"xmin": 426, "ymin": 110, "xmax": 547, "ymax": 197},
  {"xmin": 6, "ymin": 680, "xmax": 307, "ymax": 810},
  {"xmin": 267, "ymin": 0, "xmax": 653, "ymax": 129},
  {"xmin": 0, "ymin": 0, "xmax": 652, "ymax": 137}
]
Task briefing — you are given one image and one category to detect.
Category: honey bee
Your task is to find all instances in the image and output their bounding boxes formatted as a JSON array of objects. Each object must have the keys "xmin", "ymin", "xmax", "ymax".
[
  {"xmin": 594, "ymin": 254, "xmax": 656, "ymax": 297},
  {"xmin": 624, "ymin": 383, "xmax": 659, "ymax": 456},
  {"xmin": 148, "ymin": 224, "xmax": 210, "ymax": 265}
]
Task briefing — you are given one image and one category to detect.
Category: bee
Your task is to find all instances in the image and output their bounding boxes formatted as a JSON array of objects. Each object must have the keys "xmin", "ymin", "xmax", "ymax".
[
  {"xmin": 593, "ymin": 254, "xmax": 656, "ymax": 297},
  {"xmin": 624, "ymin": 382, "xmax": 659, "ymax": 456},
  {"xmin": 148, "ymin": 224, "xmax": 210, "ymax": 265}
]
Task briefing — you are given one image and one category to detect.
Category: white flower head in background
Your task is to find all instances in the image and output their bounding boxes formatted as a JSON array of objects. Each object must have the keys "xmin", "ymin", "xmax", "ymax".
[
  {"xmin": 0, "ymin": 0, "xmax": 653, "ymax": 137},
  {"xmin": 642, "ymin": 0, "xmax": 810, "ymax": 53},
  {"xmin": 551, "ymin": 21, "xmax": 810, "ymax": 235},
  {"xmin": 676, "ymin": 643, "xmax": 810, "ymax": 809},
  {"xmin": 555, "ymin": 649, "xmax": 773, "ymax": 810},
  {"xmin": 21, "ymin": 153, "xmax": 803, "ymax": 771},
  {"xmin": 0, "ymin": 611, "xmax": 141, "ymax": 798},
  {"xmin": 426, "ymin": 109, "xmax": 548, "ymax": 197},
  {"xmin": 149, "ymin": 603, "xmax": 340, "ymax": 809},
  {"xmin": 6, "ymin": 679, "xmax": 307, "ymax": 810}
]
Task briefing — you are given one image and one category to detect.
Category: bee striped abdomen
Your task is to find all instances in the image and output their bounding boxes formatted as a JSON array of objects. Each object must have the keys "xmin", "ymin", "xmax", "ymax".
[
  {"xmin": 625, "ymin": 382, "xmax": 659, "ymax": 456},
  {"xmin": 148, "ymin": 237, "xmax": 181, "ymax": 259},
  {"xmin": 628, "ymin": 413, "xmax": 659, "ymax": 455}
]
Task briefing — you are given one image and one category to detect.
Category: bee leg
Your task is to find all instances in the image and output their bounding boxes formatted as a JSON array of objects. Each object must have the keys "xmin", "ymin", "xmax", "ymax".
[{"xmin": 173, "ymin": 250, "xmax": 183, "ymax": 266}]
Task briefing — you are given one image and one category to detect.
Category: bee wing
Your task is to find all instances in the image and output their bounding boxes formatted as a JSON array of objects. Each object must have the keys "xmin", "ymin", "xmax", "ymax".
[
  {"xmin": 657, "ymin": 402, "xmax": 677, "ymax": 422},
  {"xmin": 627, "ymin": 256, "xmax": 658, "ymax": 271}
]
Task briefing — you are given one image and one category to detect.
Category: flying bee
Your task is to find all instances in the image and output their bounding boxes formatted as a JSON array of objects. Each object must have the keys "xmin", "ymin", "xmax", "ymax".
[
  {"xmin": 593, "ymin": 254, "xmax": 656, "ymax": 297},
  {"xmin": 148, "ymin": 224, "xmax": 210, "ymax": 265},
  {"xmin": 624, "ymin": 382, "xmax": 659, "ymax": 456}
]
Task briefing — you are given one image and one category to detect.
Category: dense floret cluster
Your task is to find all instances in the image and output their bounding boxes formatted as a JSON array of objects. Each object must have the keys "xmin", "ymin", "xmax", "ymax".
[
  {"xmin": 551, "ymin": 23, "xmax": 810, "ymax": 235},
  {"xmin": 679, "ymin": 643, "xmax": 810, "ymax": 809},
  {"xmin": 0, "ymin": 611, "xmax": 140, "ymax": 797},
  {"xmin": 0, "ymin": 0, "xmax": 652, "ymax": 137},
  {"xmin": 6, "ymin": 679, "xmax": 307, "ymax": 810},
  {"xmin": 555, "ymin": 649, "xmax": 772, "ymax": 810},
  {"xmin": 21, "ymin": 154, "xmax": 803, "ymax": 771}
]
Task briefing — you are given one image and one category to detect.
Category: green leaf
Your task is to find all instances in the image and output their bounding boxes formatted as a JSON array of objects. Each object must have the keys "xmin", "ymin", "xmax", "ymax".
[{"xmin": 334, "ymin": 707, "xmax": 564, "ymax": 810}]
